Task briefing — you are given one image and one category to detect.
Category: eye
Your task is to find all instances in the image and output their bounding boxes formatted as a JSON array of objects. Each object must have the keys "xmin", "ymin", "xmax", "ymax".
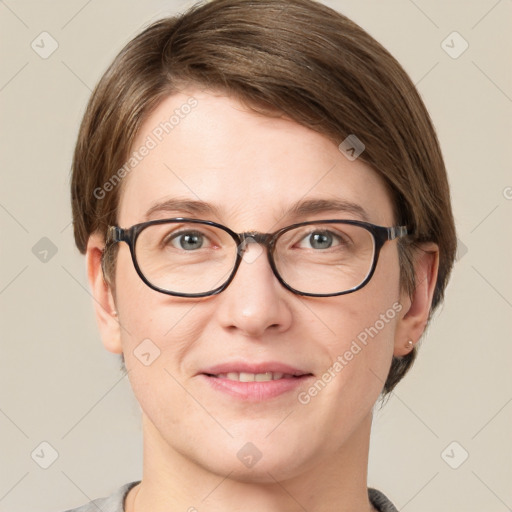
[
  {"xmin": 297, "ymin": 230, "xmax": 342, "ymax": 250},
  {"xmin": 167, "ymin": 230, "xmax": 208, "ymax": 250}
]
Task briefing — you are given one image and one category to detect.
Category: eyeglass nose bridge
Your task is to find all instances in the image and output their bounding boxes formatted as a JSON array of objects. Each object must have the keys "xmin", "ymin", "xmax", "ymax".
[{"xmin": 236, "ymin": 232, "xmax": 274, "ymax": 256}]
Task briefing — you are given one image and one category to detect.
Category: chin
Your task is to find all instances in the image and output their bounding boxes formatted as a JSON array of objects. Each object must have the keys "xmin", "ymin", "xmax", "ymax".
[
  {"xmin": 208, "ymin": 457, "xmax": 305, "ymax": 484},
  {"xmin": 194, "ymin": 439, "xmax": 314, "ymax": 484}
]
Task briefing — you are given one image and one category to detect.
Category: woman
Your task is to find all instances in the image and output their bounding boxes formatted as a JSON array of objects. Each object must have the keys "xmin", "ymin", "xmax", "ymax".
[{"xmin": 67, "ymin": 0, "xmax": 456, "ymax": 510}]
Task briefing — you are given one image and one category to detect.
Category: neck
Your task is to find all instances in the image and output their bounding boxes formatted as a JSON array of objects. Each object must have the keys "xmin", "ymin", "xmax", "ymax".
[{"xmin": 127, "ymin": 412, "xmax": 376, "ymax": 512}]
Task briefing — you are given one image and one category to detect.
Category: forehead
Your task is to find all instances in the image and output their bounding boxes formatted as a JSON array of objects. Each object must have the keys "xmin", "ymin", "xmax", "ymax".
[{"xmin": 117, "ymin": 88, "xmax": 394, "ymax": 229}]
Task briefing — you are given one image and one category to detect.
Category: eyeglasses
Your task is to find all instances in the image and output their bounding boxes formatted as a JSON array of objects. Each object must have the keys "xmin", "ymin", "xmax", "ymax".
[{"xmin": 105, "ymin": 218, "xmax": 408, "ymax": 298}]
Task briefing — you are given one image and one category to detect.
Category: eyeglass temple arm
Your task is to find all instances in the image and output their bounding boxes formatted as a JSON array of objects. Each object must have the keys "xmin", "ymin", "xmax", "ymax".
[
  {"xmin": 106, "ymin": 226, "xmax": 123, "ymax": 245},
  {"xmin": 388, "ymin": 226, "xmax": 408, "ymax": 240}
]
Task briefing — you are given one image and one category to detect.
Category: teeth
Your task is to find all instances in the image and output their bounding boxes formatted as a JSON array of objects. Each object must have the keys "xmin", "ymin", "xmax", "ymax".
[
  {"xmin": 255, "ymin": 372, "xmax": 275, "ymax": 381},
  {"xmin": 215, "ymin": 372, "xmax": 288, "ymax": 381},
  {"xmin": 239, "ymin": 372, "xmax": 255, "ymax": 382}
]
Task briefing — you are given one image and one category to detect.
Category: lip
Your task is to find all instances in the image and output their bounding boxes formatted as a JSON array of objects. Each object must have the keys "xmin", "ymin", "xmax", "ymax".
[
  {"xmin": 199, "ymin": 361, "xmax": 311, "ymax": 376},
  {"xmin": 198, "ymin": 361, "xmax": 314, "ymax": 402}
]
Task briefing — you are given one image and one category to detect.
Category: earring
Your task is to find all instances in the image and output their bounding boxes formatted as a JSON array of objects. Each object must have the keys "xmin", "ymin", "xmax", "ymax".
[
  {"xmin": 112, "ymin": 311, "xmax": 118, "ymax": 317},
  {"xmin": 406, "ymin": 340, "xmax": 414, "ymax": 350}
]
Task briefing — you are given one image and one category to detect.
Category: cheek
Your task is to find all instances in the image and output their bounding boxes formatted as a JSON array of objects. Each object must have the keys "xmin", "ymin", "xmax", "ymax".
[
  {"xmin": 313, "ymin": 294, "xmax": 398, "ymax": 376},
  {"xmin": 308, "ymin": 260, "xmax": 401, "ymax": 403},
  {"xmin": 113, "ymin": 247, "xmax": 210, "ymax": 367},
  {"xmin": 117, "ymin": 292, "xmax": 212, "ymax": 432}
]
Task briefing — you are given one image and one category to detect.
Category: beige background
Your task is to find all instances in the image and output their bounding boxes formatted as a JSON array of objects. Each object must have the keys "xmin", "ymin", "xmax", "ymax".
[{"xmin": 1, "ymin": 0, "xmax": 511, "ymax": 511}]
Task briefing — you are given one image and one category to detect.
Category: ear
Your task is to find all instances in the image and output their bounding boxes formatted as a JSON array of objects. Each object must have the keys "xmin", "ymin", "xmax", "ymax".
[
  {"xmin": 394, "ymin": 242, "xmax": 439, "ymax": 357},
  {"xmin": 85, "ymin": 232, "xmax": 123, "ymax": 354}
]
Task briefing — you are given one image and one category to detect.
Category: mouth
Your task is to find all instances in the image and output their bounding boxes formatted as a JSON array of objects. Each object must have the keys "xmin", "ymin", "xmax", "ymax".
[
  {"xmin": 204, "ymin": 371, "xmax": 311, "ymax": 382},
  {"xmin": 198, "ymin": 362, "xmax": 314, "ymax": 401}
]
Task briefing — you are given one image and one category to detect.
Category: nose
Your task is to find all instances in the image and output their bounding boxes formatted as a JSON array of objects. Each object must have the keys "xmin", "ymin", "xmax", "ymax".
[{"xmin": 214, "ymin": 242, "xmax": 293, "ymax": 338}]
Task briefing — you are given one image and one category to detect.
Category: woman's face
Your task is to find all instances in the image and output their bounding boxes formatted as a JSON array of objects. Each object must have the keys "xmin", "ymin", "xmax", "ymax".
[{"xmin": 101, "ymin": 88, "xmax": 411, "ymax": 481}]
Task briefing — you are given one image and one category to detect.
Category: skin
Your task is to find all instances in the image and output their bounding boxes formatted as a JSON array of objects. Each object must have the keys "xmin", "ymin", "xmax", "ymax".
[{"xmin": 86, "ymin": 88, "xmax": 439, "ymax": 512}]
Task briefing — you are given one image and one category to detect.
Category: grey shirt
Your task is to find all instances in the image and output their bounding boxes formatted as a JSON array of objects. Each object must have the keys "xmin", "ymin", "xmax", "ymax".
[{"xmin": 63, "ymin": 481, "xmax": 398, "ymax": 512}]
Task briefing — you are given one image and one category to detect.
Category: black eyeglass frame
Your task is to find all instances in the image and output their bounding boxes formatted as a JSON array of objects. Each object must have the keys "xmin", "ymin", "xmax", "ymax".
[{"xmin": 105, "ymin": 218, "xmax": 408, "ymax": 298}]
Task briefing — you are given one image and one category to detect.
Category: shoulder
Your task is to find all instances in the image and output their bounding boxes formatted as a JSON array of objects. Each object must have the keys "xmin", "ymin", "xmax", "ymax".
[
  {"xmin": 368, "ymin": 487, "xmax": 399, "ymax": 512},
  {"xmin": 60, "ymin": 481, "xmax": 140, "ymax": 512}
]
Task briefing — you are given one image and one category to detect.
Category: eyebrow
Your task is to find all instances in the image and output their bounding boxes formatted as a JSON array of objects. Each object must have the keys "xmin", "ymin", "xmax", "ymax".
[
  {"xmin": 144, "ymin": 198, "xmax": 222, "ymax": 220},
  {"xmin": 144, "ymin": 197, "xmax": 370, "ymax": 223},
  {"xmin": 285, "ymin": 198, "xmax": 370, "ymax": 222}
]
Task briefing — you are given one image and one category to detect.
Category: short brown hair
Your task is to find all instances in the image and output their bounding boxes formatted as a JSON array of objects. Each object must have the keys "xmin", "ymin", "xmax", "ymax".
[{"xmin": 71, "ymin": 0, "xmax": 456, "ymax": 395}]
